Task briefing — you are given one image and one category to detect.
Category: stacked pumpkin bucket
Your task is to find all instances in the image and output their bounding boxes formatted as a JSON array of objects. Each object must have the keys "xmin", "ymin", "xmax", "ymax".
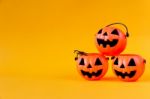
[{"xmin": 74, "ymin": 23, "xmax": 146, "ymax": 81}]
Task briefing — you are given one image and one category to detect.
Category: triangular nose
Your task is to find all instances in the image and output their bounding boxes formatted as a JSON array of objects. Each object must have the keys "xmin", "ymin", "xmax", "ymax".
[
  {"xmin": 103, "ymin": 32, "xmax": 108, "ymax": 36},
  {"xmin": 87, "ymin": 64, "xmax": 92, "ymax": 68},
  {"xmin": 120, "ymin": 64, "xmax": 125, "ymax": 68}
]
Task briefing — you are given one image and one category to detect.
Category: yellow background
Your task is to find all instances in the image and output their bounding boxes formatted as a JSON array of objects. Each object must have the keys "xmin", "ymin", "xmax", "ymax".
[{"xmin": 0, "ymin": 0, "xmax": 150, "ymax": 99}]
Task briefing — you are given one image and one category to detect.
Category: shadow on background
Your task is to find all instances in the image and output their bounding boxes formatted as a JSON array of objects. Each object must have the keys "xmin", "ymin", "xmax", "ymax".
[{"xmin": 53, "ymin": 74, "xmax": 150, "ymax": 83}]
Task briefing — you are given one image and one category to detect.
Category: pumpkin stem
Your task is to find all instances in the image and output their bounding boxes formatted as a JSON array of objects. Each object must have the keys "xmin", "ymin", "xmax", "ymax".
[
  {"xmin": 111, "ymin": 56, "xmax": 115, "ymax": 60},
  {"xmin": 144, "ymin": 59, "xmax": 146, "ymax": 64},
  {"xmin": 106, "ymin": 22, "xmax": 129, "ymax": 37},
  {"xmin": 106, "ymin": 57, "xmax": 109, "ymax": 60},
  {"xmin": 74, "ymin": 50, "xmax": 87, "ymax": 60}
]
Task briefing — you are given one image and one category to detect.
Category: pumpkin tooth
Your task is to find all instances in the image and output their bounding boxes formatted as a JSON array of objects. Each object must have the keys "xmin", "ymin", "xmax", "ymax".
[
  {"xmin": 109, "ymin": 39, "xmax": 118, "ymax": 47},
  {"xmin": 95, "ymin": 70, "xmax": 102, "ymax": 77},
  {"xmin": 122, "ymin": 70, "xmax": 126, "ymax": 74},
  {"xmin": 104, "ymin": 37, "xmax": 108, "ymax": 41},
  {"xmin": 129, "ymin": 71, "xmax": 136, "ymax": 78},
  {"xmin": 97, "ymin": 39, "xmax": 103, "ymax": 45}
]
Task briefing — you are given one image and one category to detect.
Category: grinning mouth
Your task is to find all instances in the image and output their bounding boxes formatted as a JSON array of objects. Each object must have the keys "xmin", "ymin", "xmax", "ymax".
[
  {"xmin": 81, "ymin": 70, "xmax": 102, "ymax": 78},
  {"xmin": 114, "ymin": 70, "xmax": 136, "ymax": 79},
  {"xmin": 97, "ymin": 39, "xmax": 118, "ymax": 48}
]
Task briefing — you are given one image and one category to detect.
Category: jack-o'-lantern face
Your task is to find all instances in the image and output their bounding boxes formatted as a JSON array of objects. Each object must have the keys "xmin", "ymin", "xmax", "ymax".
[
  {"xmin": 112, "ymin": 54, "xmax": 146, "ymax": 81},
  {"xmin": 75, "ymin": 51, "xmax": 108, "ymax": 80},
  {"xmin": 95, "ymin": 27, "xmax": 127, "ymax": 56}
]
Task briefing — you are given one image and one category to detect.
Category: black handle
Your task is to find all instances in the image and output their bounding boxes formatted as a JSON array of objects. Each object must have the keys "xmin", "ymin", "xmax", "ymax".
[{"xmin": 106, "ymin": 22, "xmax": 129, "ymax": 37}]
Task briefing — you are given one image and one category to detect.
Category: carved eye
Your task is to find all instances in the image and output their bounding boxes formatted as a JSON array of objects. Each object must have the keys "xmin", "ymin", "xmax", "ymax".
[
  {"xmin": 79, "ymin": 58, "xmax": 85, "ymax": 65},
  {"xmin": 128, "ymin": 58, "xmax": 136, "ymax": 66},
  {"xmin": 111, "ymin": 29, "xmax": 119, "ymax": 35},
  {"xmin": 95, "ymin": 58, "xmax": 102, "ymax": 66},
  {"xmin": 98, "ymin": 29, "xmax": 102, "ymax": 34},
  {"xmin": 114, "ymin": 58, "xmax": 118, "ymax": 65}
]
